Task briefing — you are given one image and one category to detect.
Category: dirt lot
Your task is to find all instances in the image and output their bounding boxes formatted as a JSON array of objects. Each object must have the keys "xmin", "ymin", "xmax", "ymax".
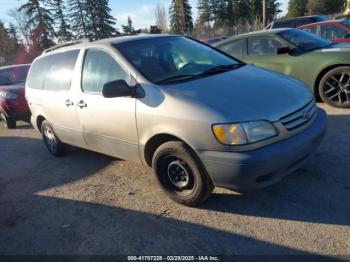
[{"xmin": 0, "ymin": 104, "xmax": 349, "ymax": 257}]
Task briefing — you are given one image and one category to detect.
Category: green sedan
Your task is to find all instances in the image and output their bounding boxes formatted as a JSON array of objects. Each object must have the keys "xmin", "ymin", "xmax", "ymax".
[{"xmin": 214, "ymin": 28, "xmax": 350, "ymax": 108}]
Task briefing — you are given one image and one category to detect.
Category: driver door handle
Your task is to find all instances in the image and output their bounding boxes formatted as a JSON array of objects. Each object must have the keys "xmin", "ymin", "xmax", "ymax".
[
  {"xmin": 65, "ymin": 99, "xmax": 74, "ymax": 107},
  {"xmin": 76, "ymin": 100, "xmax": 87, "ymax": 109}
]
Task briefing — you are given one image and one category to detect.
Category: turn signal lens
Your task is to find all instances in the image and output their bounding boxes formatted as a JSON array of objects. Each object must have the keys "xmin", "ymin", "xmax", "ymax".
[{"xmin": 213, "ymin": 124, "xmax": 247, "ymax": 145}]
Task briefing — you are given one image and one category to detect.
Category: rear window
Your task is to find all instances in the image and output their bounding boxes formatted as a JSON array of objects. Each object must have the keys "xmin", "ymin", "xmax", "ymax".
[
  {"xmin": 0, "ymin": 66, "xmax": 29, "ymax": 86},
  {"xmin": 27, "ymin": 57, "xmax": 50, "ymax": 89},
  {"xmin": 27, "ymin": 50, "xmax": 80, "ymax": 90}
]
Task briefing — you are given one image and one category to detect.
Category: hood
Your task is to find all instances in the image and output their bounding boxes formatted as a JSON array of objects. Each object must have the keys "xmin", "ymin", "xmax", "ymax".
[
  {"xmin": 0, "ymin": 83, "xmax": 26, "ymax": 95},
  {"xmin": 163, "ymin": 65, "xmax": 313, "ymax": 123}
]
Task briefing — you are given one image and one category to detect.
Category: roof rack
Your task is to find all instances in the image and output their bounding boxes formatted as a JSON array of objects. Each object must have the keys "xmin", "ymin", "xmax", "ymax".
[{"xmin": 43, "ymin": 38, "xmax": 91, "ymax": 54}]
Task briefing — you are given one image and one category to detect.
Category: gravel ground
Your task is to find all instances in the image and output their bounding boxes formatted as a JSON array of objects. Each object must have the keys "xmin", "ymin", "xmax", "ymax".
[{"xmin": 0, "ymin": 104, "xmax": 349, "ymax": 257}]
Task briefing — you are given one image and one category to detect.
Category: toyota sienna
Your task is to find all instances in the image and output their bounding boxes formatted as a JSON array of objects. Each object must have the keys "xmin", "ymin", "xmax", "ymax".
[{"xmin": 26, "ymin": 35, "xmax": 327, "ymax": 206}]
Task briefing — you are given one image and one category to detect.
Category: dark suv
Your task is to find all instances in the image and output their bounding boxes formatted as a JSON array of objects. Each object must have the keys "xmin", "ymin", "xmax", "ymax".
[{"xmin": 265, "ymin": 15, "xmax": 327, "ymax": 29}]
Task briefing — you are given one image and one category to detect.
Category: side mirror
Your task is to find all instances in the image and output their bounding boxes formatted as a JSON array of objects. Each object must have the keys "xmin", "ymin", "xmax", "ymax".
[
  {"xmin": 102, "ymin": 80, "xmax": 133, "ymax": 98},
  {"xmin": 277, "ymin": 47, "xmax": 292, "ymax": 55}
]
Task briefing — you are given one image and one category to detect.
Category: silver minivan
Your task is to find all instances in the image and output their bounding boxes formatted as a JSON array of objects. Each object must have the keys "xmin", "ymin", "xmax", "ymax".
[{"xmin": 26, "ymin": 35, "xmax": 327, "ymax": 206}]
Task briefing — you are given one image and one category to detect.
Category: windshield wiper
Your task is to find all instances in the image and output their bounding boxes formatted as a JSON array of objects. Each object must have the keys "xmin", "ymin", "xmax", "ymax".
[
  {"xmin": 200, "ymin": 63, "xmax": 245, "ymax": 76},
  {"xmin": 156, "ymin": 74, "xmax": 199, "ymax": 84}
]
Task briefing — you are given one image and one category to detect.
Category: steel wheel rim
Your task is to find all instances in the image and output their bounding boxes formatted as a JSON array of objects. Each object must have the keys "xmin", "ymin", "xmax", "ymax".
[
  {"xmin": 44, "ymin": 126, "xmax": 57, "ymax": 153},
  {"xmin": 323, "ymin": 71, "xmax": 350, "ymax": 105},
  {"xmin": 167, "ymin": 160, "xmax": 190, "ymax": 189},
  {"xmin": 161, "ymin": 156, "xmax": 195, "ymax": 195}
]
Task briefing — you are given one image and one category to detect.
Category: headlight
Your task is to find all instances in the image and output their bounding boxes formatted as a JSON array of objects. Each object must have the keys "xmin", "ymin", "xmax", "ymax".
[
  {"xmin": 213, "ymin": 121, "xmax": 278, "ymax": 145},
  {"xmin": 0, "ymin": 91, "xmax": 18, "ymax": 100}
]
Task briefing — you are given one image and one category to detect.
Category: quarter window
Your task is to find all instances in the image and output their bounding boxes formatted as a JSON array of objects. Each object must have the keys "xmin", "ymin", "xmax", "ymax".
[
  {"xmin": 247, "ymin": 36, "xmax": 284, "ymax": 56},
  {"xmin": 220, "ymin": 40, "xmax": 243, "ymax": 57},
  {"xmin": 82, "ymin": 49, "xmax": 129, "ymax": 93},
  {"xmin": 44, "ymin": 50, "xmax": 80, "ymax": 91}
]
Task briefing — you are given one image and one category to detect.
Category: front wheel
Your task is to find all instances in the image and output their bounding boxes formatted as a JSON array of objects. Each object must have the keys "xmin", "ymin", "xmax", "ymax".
[
  {"xmin": 0, "ymin": 112, "xmax": 16, "ymax": 129},
  {"xmin": 41, "ymin": 120, "xmax": 66, "ymax": 157},
  {"xmin": 319, "ymin": 67, "xmax": 350, "ymax": 108},
  {"xmin": 152, "ymin": 141, "xmax": 214, "ymax": 206}
]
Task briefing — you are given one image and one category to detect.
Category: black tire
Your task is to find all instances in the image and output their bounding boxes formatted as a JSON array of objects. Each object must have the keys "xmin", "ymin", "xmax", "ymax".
[
  {"xmin": 152, "ymin": 141, "xmax": 214, "ymax": 206},
  {"xmin": 319, "ymin": 66, "xmax": 350, "ymax": 108},
  {"xmin": 0, "ymin": 112, "xmax": 16, "ymax": 129},
  {"xmin": 41, "ymin": 120, "xmax": 66, "ymax": 157}
]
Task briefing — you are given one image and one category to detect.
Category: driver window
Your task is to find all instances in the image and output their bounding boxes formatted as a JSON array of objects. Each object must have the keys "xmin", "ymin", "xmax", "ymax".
[
  {"xmin": 247, "ymin": 36, "xmax": 285, "ymax": 56},
  {"xmin": 82, "ymin": 49, "xmax": 129, "ymax": 93}
]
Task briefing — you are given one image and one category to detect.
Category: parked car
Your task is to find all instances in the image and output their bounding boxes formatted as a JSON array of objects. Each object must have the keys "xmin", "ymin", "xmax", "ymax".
[
  {"xmin": 299, "ymin": 20, "xmax": 350, "ymax": 43},
  {"xmin": 0, "ymin": 64, "xmax": 31, "ymax": 129},
  {"xmin": 202, "ymin": 36, "xmax": 227, "ymax": 45},
  {"xmin": 26, "ymin": 35, "xmax": 326, "ymax": 206},
  {"xmin": 265, "ymin": 15, "xmax": 327, "ymax": 29},
  {"xmin": 214, "ymin": 28, "xmax": 350, "ymax": 108}
]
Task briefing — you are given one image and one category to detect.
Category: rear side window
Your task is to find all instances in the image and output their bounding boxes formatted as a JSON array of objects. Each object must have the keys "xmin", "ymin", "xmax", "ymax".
[
  {"xmin": 219, "ymin": 40, "xmax": 243, "ymax": 57},
  {"xmin": 82, "ymin": 49, "xmax": 129, "ymax": 93},
  {"xmin": 247, "ymin": 36, "xmax": 284, "ymax": 56},
  {"xmin": 44, "ymin": 50, "xmax": 80, "ymax": 91},
  {"xmin": 27, "ymin": 57, "xmax": 50, "ymax": 89},
  {"xmin": 273, "ymin": 21, "xmax": 294, "ymax": 28}
]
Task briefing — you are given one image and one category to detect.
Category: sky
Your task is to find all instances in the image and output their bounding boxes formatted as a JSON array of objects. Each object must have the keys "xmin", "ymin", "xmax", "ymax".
[{"xmin": 1, "ymin": 0, "xmax": 289, "ymax": 30}]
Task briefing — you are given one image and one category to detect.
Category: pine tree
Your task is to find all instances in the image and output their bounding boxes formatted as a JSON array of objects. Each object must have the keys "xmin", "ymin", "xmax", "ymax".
[
  {"xmin": 287, "ymin": 0, "xmax": 308, "ymax": 18},
  {"xmin": 18, "ymin": 0, "xmax": 55, "ymax": 49},
  {"xmin": 169, "ymin": 0, "xmax": 193, "ymax": 34},
  {"xmin": 85, "ymin": 0, "xmax": 99, "ymax": 38},
  {"xmin": 94, "ymin": 0, "xmax": 116, "ymax": 39},
  {"xmin": 197, "ymin": 0, "xmax": 211, "ymax": 24},
  {"xmin": 67, "ymin": 0, "xmax": 89, "ymax": 39},
  {"xmin": 122, "ymin": 16, "xmax": 134, "ymax": 34},
  {"xmin": 49, "ymin": 0, "xmax": 72, "ymax": 42}
]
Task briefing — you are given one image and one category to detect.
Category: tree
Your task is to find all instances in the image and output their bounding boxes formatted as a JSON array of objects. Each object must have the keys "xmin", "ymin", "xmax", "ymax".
[
  {"xmin": 122, "ymin": 16, "xmax": 135, "ymax": 34},
  {"xmin": 287, "ymin": 0, "xmax": 308, "ymax": 18},
  {"xmin": 94, "ymin": 0, "xmax": 117, "ymax": 38},
  {"xmin": 7, "ymin": 8, "xmax": 33, "ymax": 46},
  {"xmin": 155, "ymin": 3, "xmax": 168, "ymax": 33},
  {"xmin": 307, "ymin": 0, "xmax": 325, "ymax": 14},
  {"xmin": 67, "ymin": 0, "xmax": 89, "ymax": 39},
  {"xmin": 197, "ymin": 0, "xmax": 211, "ymax": 24},
  {"xmin": 49, "ymin": 0, "xmax": 72, "ymax": 42},
  {"xmin": 0, "ymin": 20, "xmax": 27, "ymax": 65},
  {"xmin": 18, "ymin": 0, "xmax": 55, "ymax": 49},
  {"xmin": 169, "ymin": 0, "xmax": 193, "ymax": 34},
  {"xmin": 149, "ymin": 25, "xmax": 162, "ymax": 34}
]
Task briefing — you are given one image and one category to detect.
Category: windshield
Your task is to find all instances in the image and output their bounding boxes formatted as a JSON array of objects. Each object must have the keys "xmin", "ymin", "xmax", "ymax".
[
  {"xmin": 0, "ymin": 66, "xmax": 30, "ymax": 86},
  {"xmin": 115, "ymin": 36, "xmax": 241, "ymax": 84},
  {"xmin": 278, "ymin": 29, "xmax": 331, "ymax": 51}
]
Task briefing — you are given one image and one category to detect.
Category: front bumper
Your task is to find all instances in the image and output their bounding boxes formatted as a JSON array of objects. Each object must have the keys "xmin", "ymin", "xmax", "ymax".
[{"xmin": 199, "ymin": 108, "xmax": 327, "ymax": 191}]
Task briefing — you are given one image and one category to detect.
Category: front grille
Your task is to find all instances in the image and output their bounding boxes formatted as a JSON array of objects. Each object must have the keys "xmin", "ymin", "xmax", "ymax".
[{"xmin": 280, "ymin": 100, "xmax": 317, "ymax": 131}]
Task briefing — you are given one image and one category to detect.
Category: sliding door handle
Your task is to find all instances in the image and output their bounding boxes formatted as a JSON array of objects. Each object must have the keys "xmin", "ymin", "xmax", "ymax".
[
  {"xmin": 76, "ymin": 100, "xmax": 87, "ymax": 109},
  {"xmin": 65, "ymin": 99, "xmax": 74, "ymax": 107}
]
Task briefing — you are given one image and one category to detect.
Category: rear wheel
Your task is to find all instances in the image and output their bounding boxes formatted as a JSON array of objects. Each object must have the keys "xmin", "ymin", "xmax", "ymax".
[
  {"xmin": 319, "ymin": 66, "xmax": 350, "ymax": 108},
  {"xmin": 0, "ymin": 112, "xmax": 16, "ymax": 129},
  {"xmin": 41, "ymin": 120, "xmax": 66, "ymax": 157},
  {"xmin": 152, "ymin": 141, "xmax": 214, "ymax": 206}
]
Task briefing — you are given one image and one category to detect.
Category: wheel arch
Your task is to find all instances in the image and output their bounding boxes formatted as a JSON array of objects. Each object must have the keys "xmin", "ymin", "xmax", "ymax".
[
  {"xmin": 143, "ymin": 133, "xmax": 198, "ymax": 167},
  {"xmin": 36, "ymin": 115, "xmax": 46, "ymax": 133},
  {"xmin": 314, "ymin": 64, "xmax": 350, "ymax": 100}
]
